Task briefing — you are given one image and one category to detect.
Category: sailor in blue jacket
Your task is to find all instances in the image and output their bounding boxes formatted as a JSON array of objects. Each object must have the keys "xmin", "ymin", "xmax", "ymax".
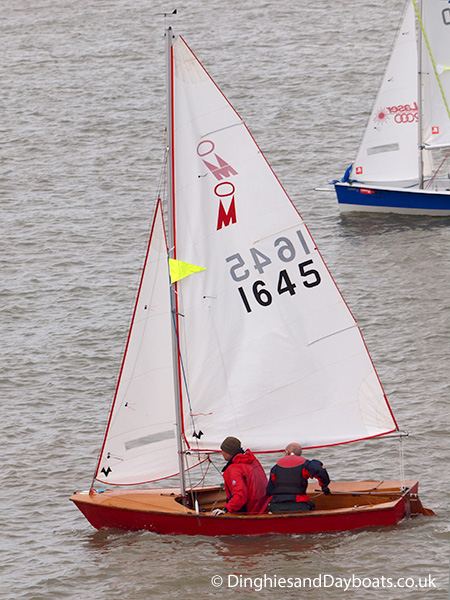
[{"xmin": 266, "ymin": 442, "xmax": 331, "ymax": 512}]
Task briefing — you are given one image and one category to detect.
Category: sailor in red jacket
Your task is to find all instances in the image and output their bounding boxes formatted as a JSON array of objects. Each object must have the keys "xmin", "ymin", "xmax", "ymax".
[
  {"xmin": 211, "ymin": 437, "xmax": 268, "ymax": 515},
  {"xmin": 266, "ymin": 442, "xmax": 331, "ymax": 512}
]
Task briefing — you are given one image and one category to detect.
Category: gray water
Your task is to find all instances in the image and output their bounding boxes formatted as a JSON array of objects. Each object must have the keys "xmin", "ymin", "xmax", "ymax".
[{"xmin": 1, "ymin": 0, "xmax": 449, "ymax": 598}]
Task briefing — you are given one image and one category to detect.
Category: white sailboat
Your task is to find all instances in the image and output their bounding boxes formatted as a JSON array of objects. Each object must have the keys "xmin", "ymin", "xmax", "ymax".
[
  {"xmin": 71, "ymin": 28, "xmax": 431, "ymax": 536},
  {"xmin": 334, "ymin": 0, "xmax": 450, "ymax": 215}
]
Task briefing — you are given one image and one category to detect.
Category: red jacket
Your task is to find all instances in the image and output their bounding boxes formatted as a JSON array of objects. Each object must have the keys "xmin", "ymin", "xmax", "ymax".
[{"xmin": 222, "ymin": 450, "xmax": 268, "ymax": 514}]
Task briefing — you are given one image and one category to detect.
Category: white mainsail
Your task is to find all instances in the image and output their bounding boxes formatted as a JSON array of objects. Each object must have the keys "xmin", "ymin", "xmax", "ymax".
[
  {"xmin": 171, "ymin": 36, "xmax": 398, "ymax": 453},
  {"xmin": 420, "ymin": 0, "xmax": 450, "ymax": 149},
  {"xmin": 351, "ymin": 2, "xmax": 420, "ymax": 186},
  {"xmin": 95, "ymin": 201, "xmax": 180, "ymax": 485}
]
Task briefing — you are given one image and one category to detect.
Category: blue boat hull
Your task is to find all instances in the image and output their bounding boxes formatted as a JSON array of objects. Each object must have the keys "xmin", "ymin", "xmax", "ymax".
[{"xmin": 334, "ymin": 183, "xmax": 450, "ymax": 216}]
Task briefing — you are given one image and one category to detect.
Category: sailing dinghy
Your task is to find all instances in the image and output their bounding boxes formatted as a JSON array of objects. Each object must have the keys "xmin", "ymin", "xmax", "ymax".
[
  {"xmin": 334, "ymin": 0, "xmax": 450, "ymax": 215},
  {"xmin": 71, "ymin": 28, "xmax": 431, "ymax": 536}
]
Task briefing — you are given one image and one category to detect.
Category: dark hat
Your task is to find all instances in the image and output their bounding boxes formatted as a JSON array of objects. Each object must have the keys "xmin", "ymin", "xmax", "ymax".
[{"xmin": 220, "ymin": 436, "xmax": 242, "ymax": 455}]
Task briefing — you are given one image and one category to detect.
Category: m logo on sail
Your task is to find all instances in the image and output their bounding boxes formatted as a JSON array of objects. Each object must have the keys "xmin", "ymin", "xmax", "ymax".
[
  {"xmin": 201, "ymin": 153, "xmax": 238, "ymax": 181},
  {"xmin": 197, "ymin": 140, "xmax": 238, "ymax": 230}
]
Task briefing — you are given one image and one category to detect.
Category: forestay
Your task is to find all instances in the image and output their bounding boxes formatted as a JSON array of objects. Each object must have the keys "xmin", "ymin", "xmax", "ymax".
[{"xmin": 171, "ymin": 36, "xmax": 398, "ymax": 453}]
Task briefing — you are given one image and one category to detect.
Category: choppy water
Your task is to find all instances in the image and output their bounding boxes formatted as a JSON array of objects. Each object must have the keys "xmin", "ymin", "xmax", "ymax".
[{"xmin": 1, "ymin": 1, "xmax": 449, "ymax": 599}]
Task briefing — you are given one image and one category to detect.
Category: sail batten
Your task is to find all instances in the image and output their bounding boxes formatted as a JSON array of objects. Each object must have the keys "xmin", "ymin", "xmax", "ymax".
[
  {"xmin": 201, "ymin": 121, "xmax": 245, "ymax": 138},
  {"xmin": 307, "ymin": 323, "xmax": 359, "ymax": 346}
]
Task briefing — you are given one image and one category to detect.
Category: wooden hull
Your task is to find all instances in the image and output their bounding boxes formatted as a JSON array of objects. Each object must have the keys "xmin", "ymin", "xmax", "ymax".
[{"xmin": 70, "ymin": 481, "xmax": 431, "ymax": 536}]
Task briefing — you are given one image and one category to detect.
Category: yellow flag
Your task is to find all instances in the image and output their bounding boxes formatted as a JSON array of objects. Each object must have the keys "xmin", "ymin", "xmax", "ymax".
[{"xmin": 169, "ymin": 258, "xmax": 206, "ymax": 283}]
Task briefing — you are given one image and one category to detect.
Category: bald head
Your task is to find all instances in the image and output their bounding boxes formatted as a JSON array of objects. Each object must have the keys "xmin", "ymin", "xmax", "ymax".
[{"xmin": 285, "ymin": 443, "xmax": 302, "ymax": 456}]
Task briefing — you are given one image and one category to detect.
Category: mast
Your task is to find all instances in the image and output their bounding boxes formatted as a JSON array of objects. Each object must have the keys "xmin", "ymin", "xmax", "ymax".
[
  {"xmin": 417, "ymin": 0, "xmax": 424, "ymax": 188},
  {"xmin": 165, "ymin": 26, "xmax": 187, "ymax": 499}
]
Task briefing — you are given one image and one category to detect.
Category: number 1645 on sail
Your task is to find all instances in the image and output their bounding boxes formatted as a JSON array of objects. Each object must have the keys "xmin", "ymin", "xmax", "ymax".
[{"xmin": 237, "ymin": 261, "xmax": 321, "ymax": 313}]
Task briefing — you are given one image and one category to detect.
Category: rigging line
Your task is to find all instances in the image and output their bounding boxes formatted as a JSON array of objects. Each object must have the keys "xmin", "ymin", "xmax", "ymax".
[
  {"xmin": 184, "ymin": 456, "xmax": 197, "ymax": 508},
  {"xmin": 186, "ymin": 456, "xmax": 212, "ymax": 490},
  {"xmin": 208, "ymin": 458, "xmax": 226, "ymax": 511},
  {"xmin": 186, "ymin": 448, "xmax": 211, "ymax": 488},
  {"xmin": 399, "ymin": 435, "xmax": 406, "ymax": 491},
  {"xmin": 425, "ymin": 148, "xmax": 450, "ymax": 189},
  {"xmin": 155, "ymin": 145, "xmax": 169, "ymax": 204},
  {"xmin": 183, "ymin": 462, "xmax": 201, "ymax": 521},
  {"xmin": 169, "ymin": 276, "xmax": 197, "ymax": 437},
  {"xmin": 412, "ymin": 0, "xmax": 450, "ymax": 124},
  {"xmin": 156, "ymin": 147, "xmax": 169, "ymax": 198},
  {"xmin": 184, "ymin": 458, "xmax": 213, "ymax": 516},
  {"xmin": 209, "ymin": 456, "xmax": 224, "ymax": 476}
]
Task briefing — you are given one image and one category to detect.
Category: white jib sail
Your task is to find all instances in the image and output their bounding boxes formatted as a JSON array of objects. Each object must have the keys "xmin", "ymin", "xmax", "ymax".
[
  {"xmin": 351, "ymin": 2, "xmax": 420, "ymax": 185},
  {"xmin": 171, "ymin": 36, "xmax": 398, "ymax": 453},
  {"xmin": 95, "ymin": 200, "xmax": 180, "ymax": 485},
  {"xmin": 420, "ymin": 0, "xmax": 450, "ymax": 149}
]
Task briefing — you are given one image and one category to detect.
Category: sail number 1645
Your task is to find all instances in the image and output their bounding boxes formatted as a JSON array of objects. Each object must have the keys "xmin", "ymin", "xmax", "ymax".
[
  {"xmin": 225, "ymin": 231, "xmax": 321, "ymax": 313},
  {"xmin": 237, "ymin": 260, "xmax": 321, "ymax": 313}
]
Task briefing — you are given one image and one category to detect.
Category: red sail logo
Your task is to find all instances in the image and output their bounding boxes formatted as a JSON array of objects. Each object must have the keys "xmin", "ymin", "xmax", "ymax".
[
  {"xmin": 197, "ymin": 140, "xmax": 238, "ymax": 230},
  {"xmin": 202, "ymin": 154, "xmax": 237, "ymax": 180},
  {"xmin": 373, "ymin": 102, "xmax": 418, "ymax": 125},
  {"xmin": 215, "ymin": 182, "xmax": 236, "ymax": 229}
]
